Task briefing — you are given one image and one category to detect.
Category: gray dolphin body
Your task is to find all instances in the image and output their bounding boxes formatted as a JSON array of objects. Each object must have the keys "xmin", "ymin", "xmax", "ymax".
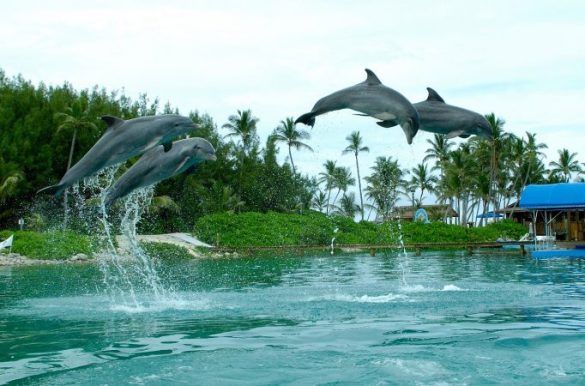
[
  {"xmin": 295, "ymin": 69, "xmax": 420, "ymax": 144},
  {"xmin": 103, "ymin": 138, "xmax": 216, "ymax": 207},
  {"xmin": 414, "ymin": 88, "xmax": 492, "ymax": 139},
  {"xmin": 38, "ymin": 114, "xmax": 197, "ymax": 196}
]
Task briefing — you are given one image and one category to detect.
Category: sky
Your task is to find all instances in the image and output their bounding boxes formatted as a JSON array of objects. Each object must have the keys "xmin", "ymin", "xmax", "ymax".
[{"xmin": 2, "ymin": 0, "xmax": 585, "ymax": 205}]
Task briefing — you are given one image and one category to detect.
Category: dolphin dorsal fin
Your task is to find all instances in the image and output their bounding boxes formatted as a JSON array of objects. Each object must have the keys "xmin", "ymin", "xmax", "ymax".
[
  {"xmin": 101, "ymin": 115, "xmax": 124, "ymax": 129},
  {"xmin": 364, "ymin": 69, "xmax": 382, "ymax": 85},
  {"xmin": 426, "ymin": 87, "xmax": 445, "ymax": 103}
]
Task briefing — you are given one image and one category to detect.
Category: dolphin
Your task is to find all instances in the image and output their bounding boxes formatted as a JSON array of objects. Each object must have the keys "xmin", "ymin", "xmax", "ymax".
[
  {"xmin": 413, "ymin": 88, "xmax": 492, "ymax": 139},
  {"xmin": 38, "ymin": 114, "xmax": 198, "ymax": 196},
  {"xmin": 294, "ymin": 68, "xmax": 420, "ymax": 144},
  {"xmin": 103, "ymin": 137, "xmax": 216, "ymax": 207}
]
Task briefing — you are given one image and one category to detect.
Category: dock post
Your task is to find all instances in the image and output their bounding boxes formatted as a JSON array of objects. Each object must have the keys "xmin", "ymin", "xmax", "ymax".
[
  {"xmin": 466, "ymin": 245, "xmax": 473, "ymax": 256},
  {"xmin": 415, "ymin": 247, "xmax": 421, "ymax": 256},
  {"xmin": 369, "ymin": 248, "xmax": 376, "ymax": 256},
  {"xmin": 520, "ymin": 244, "xmax": 526, "ymax": 256}
]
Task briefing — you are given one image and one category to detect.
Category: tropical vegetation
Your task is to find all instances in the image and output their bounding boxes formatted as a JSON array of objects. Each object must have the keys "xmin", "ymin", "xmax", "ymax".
[{"xmin": 1, "ymin": 69, "xmax": 583, "ymax": 244}]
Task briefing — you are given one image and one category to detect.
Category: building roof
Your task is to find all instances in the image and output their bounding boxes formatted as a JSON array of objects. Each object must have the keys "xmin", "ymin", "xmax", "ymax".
[{"xmin": 519, "ymin": 183, "xmax": 585, "ymax": 209}]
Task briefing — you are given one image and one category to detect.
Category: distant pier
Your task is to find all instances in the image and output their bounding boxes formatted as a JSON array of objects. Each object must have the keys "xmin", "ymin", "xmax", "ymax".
[{"xmin": 214, "ymin": 241, "xmax": 537, "ymax": 256}]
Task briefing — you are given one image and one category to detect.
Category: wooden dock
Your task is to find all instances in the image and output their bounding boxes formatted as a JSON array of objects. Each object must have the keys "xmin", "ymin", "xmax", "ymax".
[{"xmin": 214, "ymin": 241, "xmax": 535, "ymax": 256}]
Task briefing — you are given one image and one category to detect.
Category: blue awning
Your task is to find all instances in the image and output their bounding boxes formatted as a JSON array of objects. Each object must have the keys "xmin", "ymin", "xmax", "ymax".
[{"xmin": 519, "ymin": 183, "xmax": 585, "ymax": 209}]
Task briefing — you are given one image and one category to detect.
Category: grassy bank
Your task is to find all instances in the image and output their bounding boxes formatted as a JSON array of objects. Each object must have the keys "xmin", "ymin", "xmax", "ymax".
[
  {"xmin": 194, "ymin": 211, "xmax": 527, "ymax": 248},
  {"xmin": 0, "ymin": 230, "xmax": 95, "ymax": 260}
]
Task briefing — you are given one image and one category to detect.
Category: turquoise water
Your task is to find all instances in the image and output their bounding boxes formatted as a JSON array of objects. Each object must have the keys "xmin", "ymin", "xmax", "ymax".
[{"xmin": 1, "ymin": 252, "xmax": 585, "ymax": 385}]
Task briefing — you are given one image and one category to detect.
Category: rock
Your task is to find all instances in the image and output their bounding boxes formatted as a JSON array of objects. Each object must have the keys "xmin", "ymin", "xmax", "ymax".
[{"xmin": 69, "ymin": 253, "xmax": 90, "ymax": 262}]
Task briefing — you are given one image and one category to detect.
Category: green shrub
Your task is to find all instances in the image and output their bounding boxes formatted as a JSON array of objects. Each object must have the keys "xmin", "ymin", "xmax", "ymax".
[
  {"xmin": 194, "ymin": 212, "xmax": 528, "ymax": 248},
  {"xmin": 0, "ymin": 230, "xmax": 95, "ymax": 259}
]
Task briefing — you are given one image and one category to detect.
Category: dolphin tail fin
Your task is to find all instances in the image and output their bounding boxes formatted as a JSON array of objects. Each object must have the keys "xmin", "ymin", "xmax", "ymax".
[
  {"xmin": 376, "ymin": 120, "xmax": 398, "ymax": 128},
  {"xmin": 294, "ymin": 113, "xmax": 316, "ymax": 127},
  {"xmin": 37, "ymin": 184, "xmax": 65, "ymax": 197}
]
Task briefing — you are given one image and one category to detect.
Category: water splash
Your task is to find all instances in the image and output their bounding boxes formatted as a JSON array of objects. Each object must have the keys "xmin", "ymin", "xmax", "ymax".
[
  {"xmin": 117, "ymin": 187, "xmax": 172, "ymax": 303},
  {"xmin": 395, "ymin": 217, "xmax": 410, "ymax": 287},
  {"xmin": 63, "ymin": 166, "xmax": 174, "ymax": 310},
  {"xmin": 330, "ymin": 227, "xmax": 338, "ymax": 255}
]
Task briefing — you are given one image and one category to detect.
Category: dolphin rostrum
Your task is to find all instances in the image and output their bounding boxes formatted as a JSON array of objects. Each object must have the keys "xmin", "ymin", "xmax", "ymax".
[
  {"xmin": 413, "ymin": 88, "xmax": 492, "ymax": 139},
  {"xmin": 294, "ymin": 69, "xmax": 420, "ymax": 144},
  {"xmin": 103, "ymin": 137, "xmax": 216, "ymax": 207},
  {"xmin": 38, "ymin": 114, "xmax": 198, "ymax": 196}
]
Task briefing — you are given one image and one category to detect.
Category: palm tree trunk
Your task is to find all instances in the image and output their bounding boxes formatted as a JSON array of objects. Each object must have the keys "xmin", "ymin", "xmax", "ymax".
[
  {"xmin": 355, "ymin": 154, "xmax": 364, "ymax": 221},
  {"xmin": 288, "ymin": 145, "xmax": 296, "ymax": 175},
  {"xmin": 63, "ymin": 128, "xmax": 77, "ymax": 229},
  {"xmin": 332, "ymin": 188, "xmax": 342, "ymax": 208},
  {"xmin": 67, "ymin": 128, "xmax": 77, "ymax": 171}
]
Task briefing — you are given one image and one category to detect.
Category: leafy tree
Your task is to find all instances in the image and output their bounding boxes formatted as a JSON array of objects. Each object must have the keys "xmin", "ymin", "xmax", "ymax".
[{"xmin": 364, "ymin": 156, "xmax": 404, "ymax": 221}]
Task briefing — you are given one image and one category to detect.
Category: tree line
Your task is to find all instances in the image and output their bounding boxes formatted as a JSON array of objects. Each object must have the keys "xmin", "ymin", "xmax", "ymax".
[{"xmin": 1, "ymin": 69, "xmax": 583, "ymax": 231}]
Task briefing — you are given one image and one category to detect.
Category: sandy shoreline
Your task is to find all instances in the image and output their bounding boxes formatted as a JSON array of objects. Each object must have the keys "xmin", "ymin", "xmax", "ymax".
[{"xmin": 0, "ymin": 252, "xmax": 92, "ymax": 266}]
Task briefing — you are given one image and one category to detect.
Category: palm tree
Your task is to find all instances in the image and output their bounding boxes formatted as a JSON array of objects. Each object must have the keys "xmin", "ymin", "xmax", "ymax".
[
  {"xmin": 202, "ymin": 181, "xmax": 245, "ymax": 214},
  {"xmin": 318, "ymin": 160, "xmax": 337, "ymax": 215},
  {"xmin": 54, "ymin": 101, "xmax": 98, "ymax": 172},
  {"xmin": 342, "ymin": 131, "xmax": 369, "ymax": 221},
  {"xmin": 485, "ymin": 113, "xmax": 510, "ymax": 213},
  {"xmin": 311, "ymin": 190, "xmax": 328, "ymax": 213},
  {"xmin": 222, "ymin": 109, "xmax": 259, "ymax": 157},
  {"xmin": 222, "ymin": 109, "xmax": 259, "ymax": 196},
  {"xmin": 54, "ymin": 101, "xmax": 97, "ymax": 228},
  {"xmin": 410, "ymin": 163, "xmax": 438, "ymax": 203},
  {"xmin": 423, "ymin": 134, "xmax": 453, "ymax": 178},
  {"xmin": 273, "ymin": 117, "xmax": 313, "ymax": 174},
  {"xmin": 0, "ymin": 169, "xmax": 23, "ymax": 204},
  {"xmin": 331, "ymin": 166, "xmax": 355, "ymax": 208},
  {"xmin": 333, "ymin": 193, "xmax": 360, "ymax": 218},
  {"xmin": 549, "ymin": 148, "xmax": 583, "ymax": 182}
]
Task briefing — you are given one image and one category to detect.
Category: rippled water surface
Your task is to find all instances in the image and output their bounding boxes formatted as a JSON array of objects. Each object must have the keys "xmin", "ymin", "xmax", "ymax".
[{"xmin": 1, "ymin": 252, "xmax": 585, "ymax": 385}]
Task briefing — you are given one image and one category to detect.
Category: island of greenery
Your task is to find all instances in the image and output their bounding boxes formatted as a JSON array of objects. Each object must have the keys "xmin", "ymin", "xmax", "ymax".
[{"xmin": 2, "ymin": 69, "xmax": 581, "ymax": 259}]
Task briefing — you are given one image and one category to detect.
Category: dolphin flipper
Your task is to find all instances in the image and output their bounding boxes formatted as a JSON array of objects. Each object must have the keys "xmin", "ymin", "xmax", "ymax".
[
  {"xmin": 446, "ymin": 130, "xmax": 465, "ymax": 139},
  {"xmin": 459, "ymin": 134, "xmax": 471, "ymax": 138},
  {"xmin": 376, "ymin": 120, "xmax": 399, "ymax": 128},
  {"xmin": 163, "ymin": 142, "xmax": 172, "ymax": 152},
  {"xmin": 295, "ymin": 113, "xmax": 316, "ymax": 127},
  {"xmin": 37, "ymin": 184, "xmax": 65, "ymax": 197}
]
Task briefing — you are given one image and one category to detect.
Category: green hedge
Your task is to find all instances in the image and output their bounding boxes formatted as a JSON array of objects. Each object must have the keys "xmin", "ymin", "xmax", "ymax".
[
  {"xmin": 194, "ymin": 211, "xmax": 527, "ymax": 247},
  {"xmin": 0, "ymin": 230, "xmax": 95, "ymax": 260}
]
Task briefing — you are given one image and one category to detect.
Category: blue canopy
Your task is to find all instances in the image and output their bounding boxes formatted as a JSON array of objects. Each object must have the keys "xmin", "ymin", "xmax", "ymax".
[{"xmin": 519, "ymin": 183, "xmax": 585, "ymax": 209}]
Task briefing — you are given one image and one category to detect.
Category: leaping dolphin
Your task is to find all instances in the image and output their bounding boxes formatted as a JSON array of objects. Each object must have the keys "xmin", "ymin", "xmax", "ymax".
[
  {"xmin": 103, "ymin": 137, "xmax": 216, "ymax": 207},
  {"xmin": 38, "ymin": 114, "xmax": 198, "ymax": 196},
  {"xmin": 295, "ymin": 69, "xmax": 420, "ymax": 144},
  {"xmin": 414, "ymin": 88, "xmax": 492, "ymax": 139}
]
